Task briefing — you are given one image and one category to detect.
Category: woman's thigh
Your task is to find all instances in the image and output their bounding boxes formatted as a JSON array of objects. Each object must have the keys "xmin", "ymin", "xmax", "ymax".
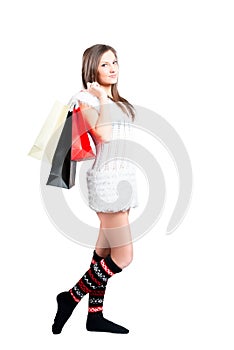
[
  {"xmin": 95, "ymin": 209, "xmax": 130, "ymax": 252},
  {"xmin": 96, "ymin": 211, "xmax": 132, "ymax": 248},
  {"xmin": 96, "ymin": 210, "xmax": 133, "ymax": 268}
]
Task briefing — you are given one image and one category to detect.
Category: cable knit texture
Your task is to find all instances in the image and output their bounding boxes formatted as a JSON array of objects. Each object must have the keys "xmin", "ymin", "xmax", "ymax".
[{"xmin": 70, "ymin": 90, "xmax": 138, "ymax": 213}]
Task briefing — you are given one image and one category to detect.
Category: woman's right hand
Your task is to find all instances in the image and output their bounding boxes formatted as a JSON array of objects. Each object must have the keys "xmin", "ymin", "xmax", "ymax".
[{"xmin": 87, "ymin": 82, "xmax": 108, "ymax": 101}]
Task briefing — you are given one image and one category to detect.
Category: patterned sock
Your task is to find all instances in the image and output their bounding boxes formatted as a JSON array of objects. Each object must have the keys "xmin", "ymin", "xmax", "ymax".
[
  {"xmin": 52, "ymin": 255, "xmax": 121, "ymax": 334},
  {"xmin": 88, "ymin": 250, "xmax": 106, "ymax": 314},
  {"xmin": 86, "ymin": 251, "xmax": 129, "ymax": 334},
  {"xmin": 86, "ymin": 313, "xmax": 129, "ymax": 334}
]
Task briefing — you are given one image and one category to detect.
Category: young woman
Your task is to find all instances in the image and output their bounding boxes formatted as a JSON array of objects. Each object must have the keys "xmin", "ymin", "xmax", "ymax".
[{"xmin": 52, "ymin": 44, "xmax": 138, "ymax": 334}]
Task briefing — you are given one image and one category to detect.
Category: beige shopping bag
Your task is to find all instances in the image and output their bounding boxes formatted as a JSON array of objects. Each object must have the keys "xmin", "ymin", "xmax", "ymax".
[{"xmin": 28, "ymin": 100, "xmax": 69, "ymax": 162}]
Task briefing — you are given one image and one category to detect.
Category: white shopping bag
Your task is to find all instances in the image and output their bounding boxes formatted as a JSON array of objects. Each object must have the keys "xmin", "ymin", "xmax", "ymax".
[{"xmin": 28, "ymin": 100, "xmax": 69, "ymax": 162}]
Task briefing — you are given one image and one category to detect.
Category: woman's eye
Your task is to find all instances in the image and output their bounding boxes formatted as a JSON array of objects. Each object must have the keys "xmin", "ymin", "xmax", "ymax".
[{"xmin": 101, "ymin": 61, "xmax": 118, "ymax": 67}]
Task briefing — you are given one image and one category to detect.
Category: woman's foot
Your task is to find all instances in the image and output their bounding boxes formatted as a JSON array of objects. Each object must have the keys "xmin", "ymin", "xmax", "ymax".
[
  {"xmin": 86, "ymin": 312, "xmax": 129, "ymax": 334},
  {"xmin": 52, "ymin": 291, "xmax": 77, "ymax": 334}
]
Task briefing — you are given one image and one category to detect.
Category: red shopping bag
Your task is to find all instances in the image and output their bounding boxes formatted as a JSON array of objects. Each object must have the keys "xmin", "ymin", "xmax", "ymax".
[{"xmin": 71, "ymin": 107, "xmax": 96, "ymax": 161}]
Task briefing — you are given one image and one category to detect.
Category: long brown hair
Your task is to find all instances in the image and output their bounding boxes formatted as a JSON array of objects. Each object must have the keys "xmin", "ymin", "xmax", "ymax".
[{"xmin": 82, "ymin": 44, "xmax": 135, "ymax": 121}]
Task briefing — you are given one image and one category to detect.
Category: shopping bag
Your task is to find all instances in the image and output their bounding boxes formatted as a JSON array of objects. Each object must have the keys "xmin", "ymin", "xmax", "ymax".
[
  {"xmin": 46, "ymin": 111, "xmax": 76, "ymax": 189},
  {"xmin": 71, "ymin": 106, "xmax": 96, "ymax": 161},
  {"xmin": 28, "ymin": 100, "xmax": 69, "ymax": 161}
]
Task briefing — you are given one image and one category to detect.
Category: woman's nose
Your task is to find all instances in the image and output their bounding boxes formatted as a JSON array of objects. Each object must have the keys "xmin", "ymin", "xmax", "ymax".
[{"xmin": 109, "ymin": 64, "xmax": 116, "ymax": 73}]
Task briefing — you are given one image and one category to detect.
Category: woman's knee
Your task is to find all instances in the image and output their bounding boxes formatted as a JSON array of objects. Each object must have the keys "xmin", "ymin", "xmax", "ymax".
[
  {"xmin": 113, "ymin": 253, "xmax": 133, "ymax": 269},
  {"xmin": 111, "ymin": 245, "xmax": 133, "ymax": 269},
  {"xmin": 95, "ymin": 247, "xmax": 110, "ymax": 258},
  {"xmin": 120, "ymin": 253, "xmax": 133, "ymax": 268}
]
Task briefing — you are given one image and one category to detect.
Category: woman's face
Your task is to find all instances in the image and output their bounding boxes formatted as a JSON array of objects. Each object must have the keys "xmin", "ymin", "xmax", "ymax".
[{"xmin": 97, "ymin": 50, "xmax": 119, "ymax": 86}]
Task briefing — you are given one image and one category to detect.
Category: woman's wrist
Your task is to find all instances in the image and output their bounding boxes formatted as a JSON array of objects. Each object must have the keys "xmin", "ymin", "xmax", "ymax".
[{"xmin": 99, "ymin": 94, "xmax": 109, "ymax": 103}]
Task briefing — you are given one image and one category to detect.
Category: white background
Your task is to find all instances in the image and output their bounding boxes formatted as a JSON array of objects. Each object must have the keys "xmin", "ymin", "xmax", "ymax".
[{"xmin": 1, "ymin": 0, "xmax": 234, "ymax": 349}]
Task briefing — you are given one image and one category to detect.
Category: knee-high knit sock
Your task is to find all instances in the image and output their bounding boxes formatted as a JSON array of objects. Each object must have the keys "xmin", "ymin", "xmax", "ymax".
[
  {"xmin": 88, "ymin": 250, "xmax": 106, "ymax": 314},
  {"xmin": 86, "ymin": 251, "xmax": 129, "ymax": 333},
  {"xmin": 70, "ymin": 254, "xmax": 121, "ymax": 303},
  {"xmin": 52, "ymin": 255, "xmax": 128, "ymax": 334}
]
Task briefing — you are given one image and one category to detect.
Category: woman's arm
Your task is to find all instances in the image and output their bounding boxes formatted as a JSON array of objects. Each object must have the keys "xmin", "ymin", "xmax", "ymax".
[{"xmin": 79, "ymin": 94, "xmax": 112, "ymax": 143}]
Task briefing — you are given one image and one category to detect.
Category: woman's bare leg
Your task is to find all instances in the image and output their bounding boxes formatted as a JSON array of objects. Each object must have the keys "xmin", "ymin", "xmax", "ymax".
[
  {"xmin": 96, "ymin": 209, "xmax": 133, "ymax": 269},
  {"xmin": 95, "ymin": 222, "xmax": 111, "ymax": 257},
  {"xmin": 95, "ymin": 208, "xmax": 130, "ymax": 257},
  {"xmin": 52, "ymin": 209, "xmax": 132, "ymax": 334}
]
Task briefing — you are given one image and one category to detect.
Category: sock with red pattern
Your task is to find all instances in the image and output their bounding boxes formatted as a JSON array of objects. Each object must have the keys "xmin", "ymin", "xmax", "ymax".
[
  {"xmin": 52, "ymin": 254, "xmax": 127, "ymax": 334},
  {"xmin": 86, "ymin": 251, "xmax": 129, "ymax": 334},
  {"xmin": 88, "ymin": 250, "xmax": 106, "ymax": 314}
]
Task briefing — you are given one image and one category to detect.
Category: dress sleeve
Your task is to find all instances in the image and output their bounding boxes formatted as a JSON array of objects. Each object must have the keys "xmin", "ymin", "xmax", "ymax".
[{"xmin": 68, "ymin": 90, "xmax": 100, "ymax": 113}]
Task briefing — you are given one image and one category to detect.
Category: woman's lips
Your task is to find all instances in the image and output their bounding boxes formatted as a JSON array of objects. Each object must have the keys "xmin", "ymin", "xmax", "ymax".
[{"xmin": 109, "ymin": 75, "xmax": 117, "ymax": 78}]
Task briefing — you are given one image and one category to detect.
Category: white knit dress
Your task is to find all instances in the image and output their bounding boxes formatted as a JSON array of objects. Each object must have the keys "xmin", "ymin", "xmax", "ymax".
[{"xmin": 70, "ymin": 90, "xmax": 138, "ymax": 213}]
